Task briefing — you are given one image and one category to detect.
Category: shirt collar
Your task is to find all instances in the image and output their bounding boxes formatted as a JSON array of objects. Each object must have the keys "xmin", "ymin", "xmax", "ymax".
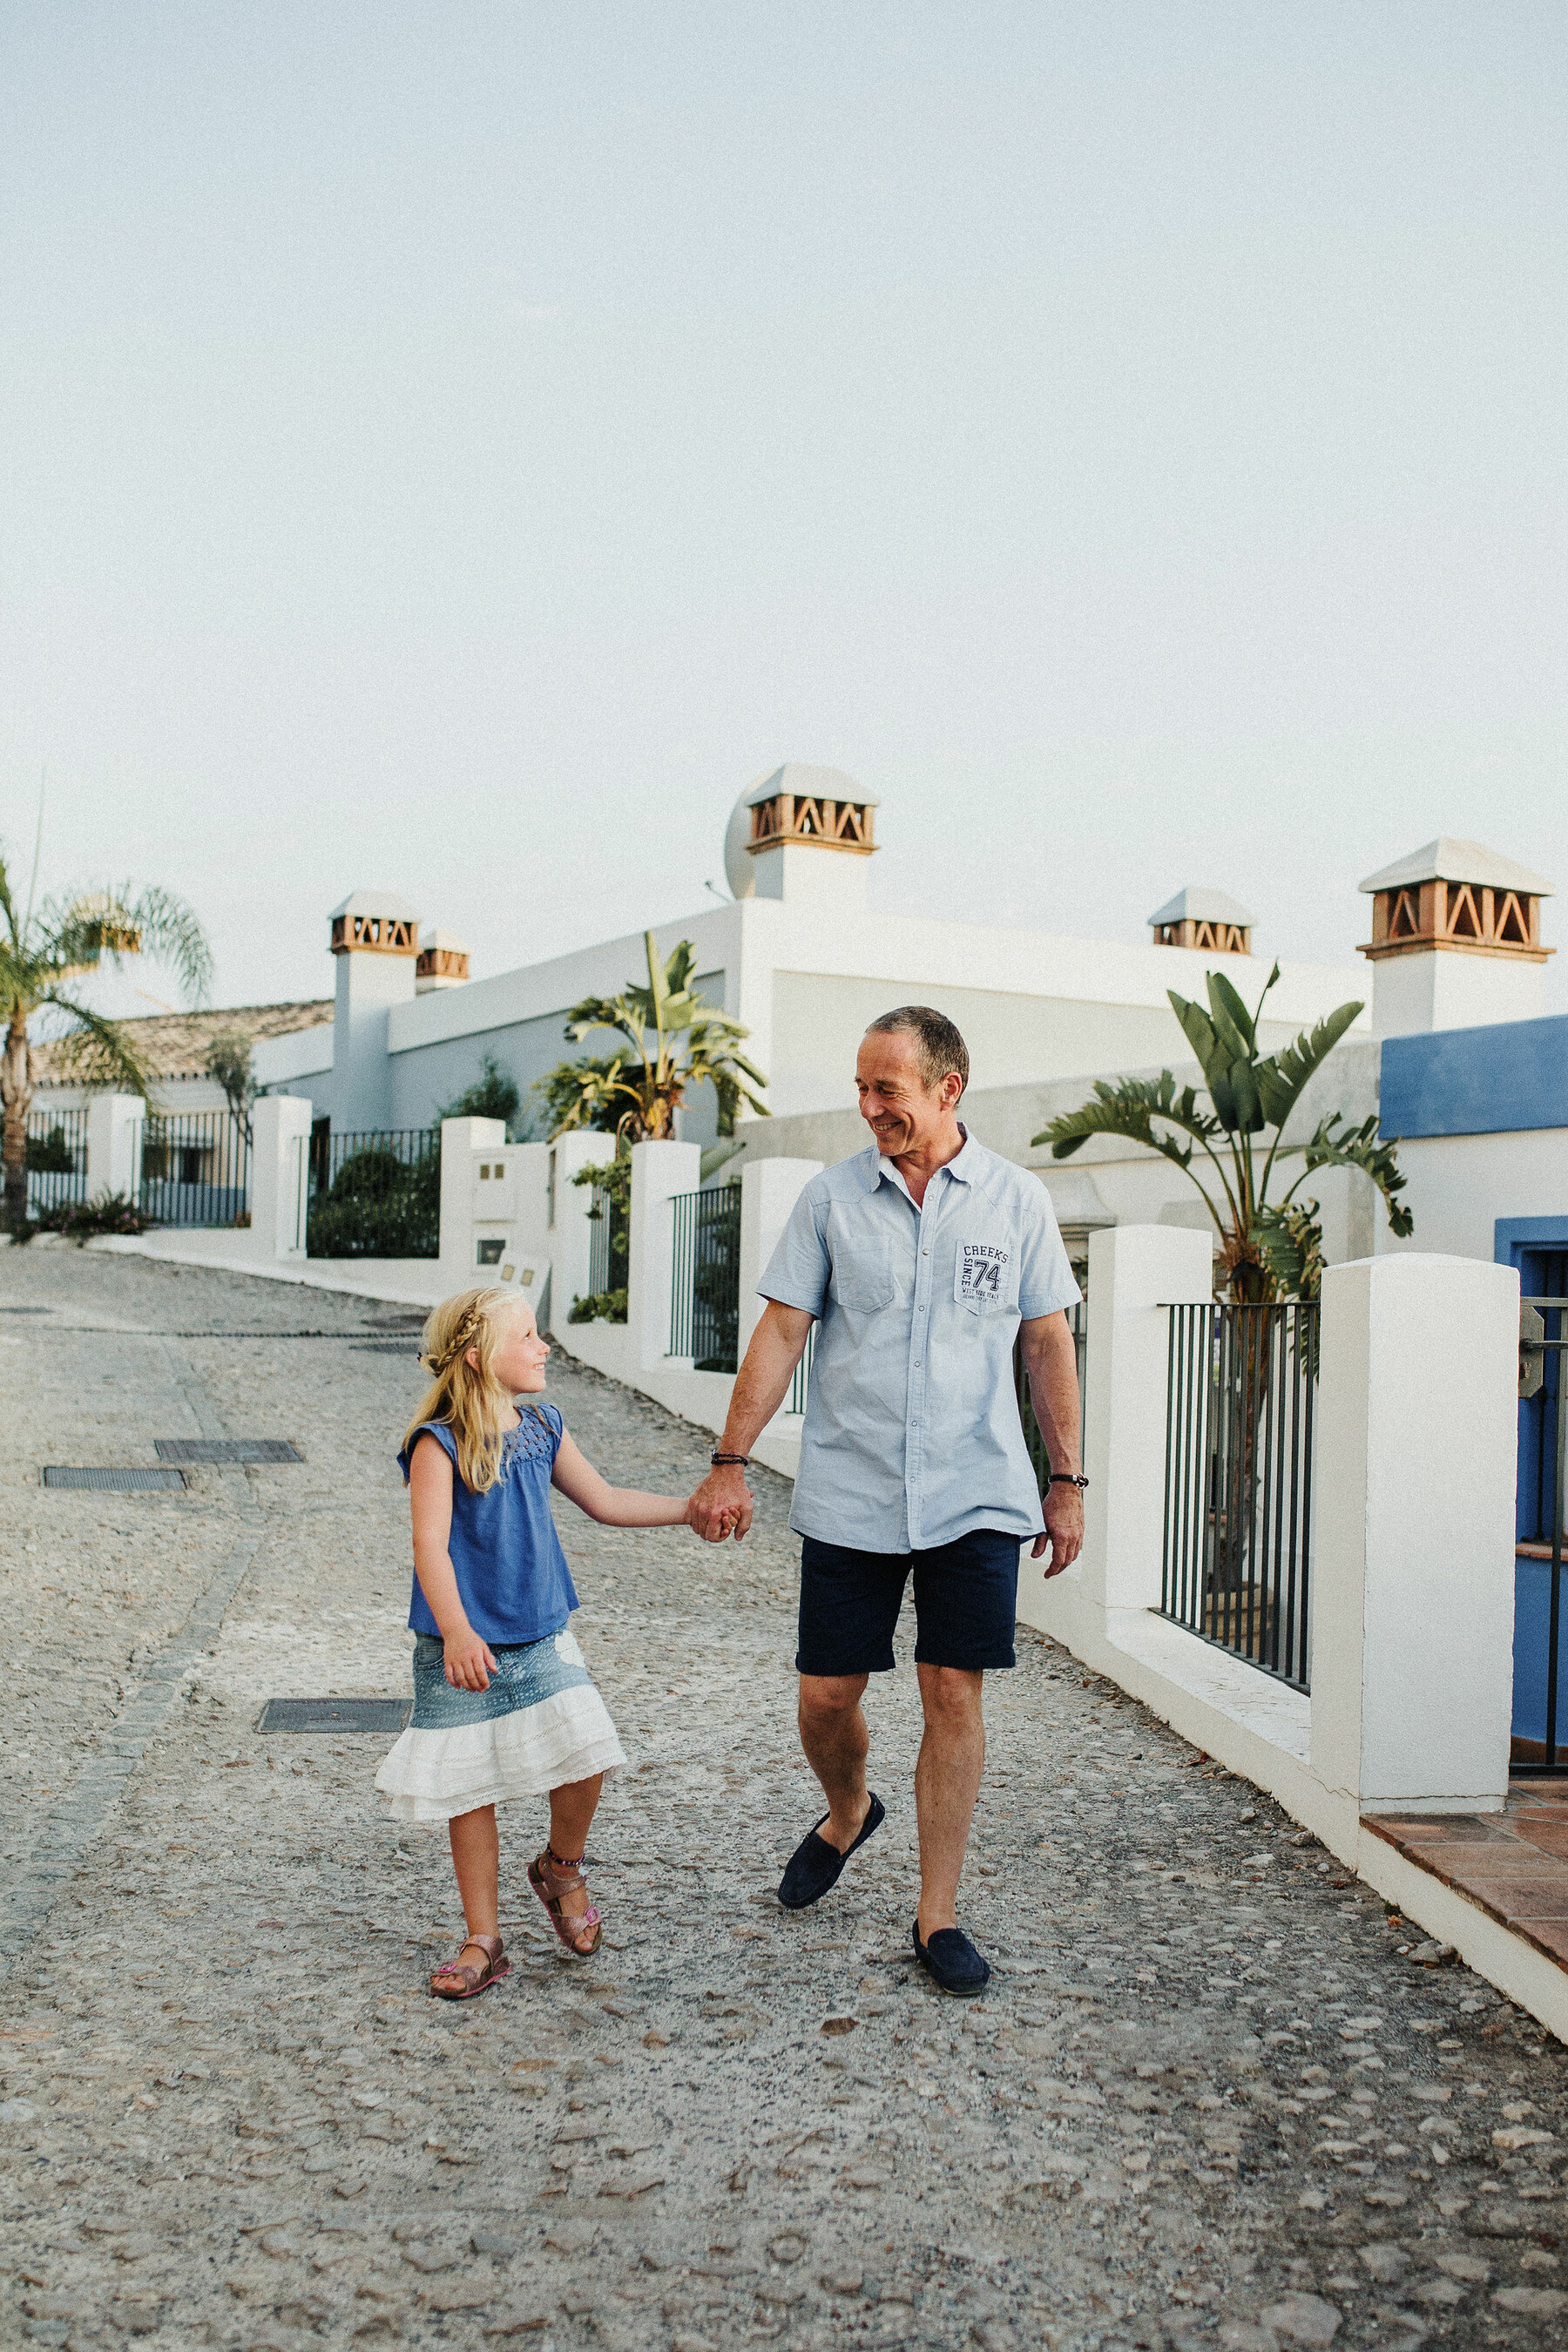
[{"xmin": 871, "ymin": 1122, "xmax": 976, "ymax": 1199}]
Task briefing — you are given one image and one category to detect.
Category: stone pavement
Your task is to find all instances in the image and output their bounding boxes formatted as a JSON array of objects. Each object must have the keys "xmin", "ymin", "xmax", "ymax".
[{"xmin": 2, "ymin": 1248, "xmax": 1567, "ymax": 2352}]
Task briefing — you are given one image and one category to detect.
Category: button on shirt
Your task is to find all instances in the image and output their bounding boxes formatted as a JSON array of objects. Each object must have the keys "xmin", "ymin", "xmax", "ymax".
[{"xmin": 759, "ymin": 1131, "xmax": 1081, "ymax": 1552}]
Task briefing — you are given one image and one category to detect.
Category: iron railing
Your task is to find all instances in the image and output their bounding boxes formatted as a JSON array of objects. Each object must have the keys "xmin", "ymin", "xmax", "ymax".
[
  {"xmin": 1013, "ymin": 1301, "xmax": 1090, "ymax": 1497},
  {"xmin": 26, "ymin": 1106, "xmax": 88, "ymax": 1216},
  {"xmin": 1161, "ymin": 1301, "xmax": 1317, "ymax": 1691},
  {"xmin": 139, "ymin": 1110, "xmax": 251, "ymax": 1227},
  {"xmin": 306, "ymin": 1127, "xmax": 440, "ymax": 1259},
  {"xmin": 668, "ymin": 1184, "xmax": 743, "ymax": 1372},
  {"xmin": 788, "ymin": 1322, "xmax": 815, "ymax": 1415},
  {"xmin": 1516, "ymin": 1296, "xmax": 1568, "ymax": 1775},
  {"xmin": 584, "ymin": 1170, "xmax": 629, "ymax": 1309}
]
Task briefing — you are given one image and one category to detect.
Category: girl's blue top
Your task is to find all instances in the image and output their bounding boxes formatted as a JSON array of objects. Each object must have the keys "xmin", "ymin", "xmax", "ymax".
[{"xmin": 398, "ymin": 1402, "xmax": 579, "ymax": 1646}]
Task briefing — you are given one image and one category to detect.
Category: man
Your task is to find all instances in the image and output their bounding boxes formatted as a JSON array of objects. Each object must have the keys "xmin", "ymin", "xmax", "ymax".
[{"xmin": 688, "ymin": 1006, "xmax": 1085, "ymax": 1995}]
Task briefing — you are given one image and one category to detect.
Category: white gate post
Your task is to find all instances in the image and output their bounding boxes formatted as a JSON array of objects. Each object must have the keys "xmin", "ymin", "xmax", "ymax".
[
  {"xmin": 629, "ymin": 1139, "xmax": 701, "ymax": 1372},
  {"xmin": 437, "ymin": 1118, "xmax": 506, "ymax": 1284},
  {"xmin": 84, "ymin": 1094, "xmax": 145, "ymax": 1205},
  {"xmin": 1310, "ymin": 1254, "xmax": 1520, "ymax": 1815},
  {"xmin": 249, "ymin": 1097, "xmax": 314, "ymax": 1260},
  {"xmin": 737, "ymin": 1158, "xmax": 822, "ymax": 1359},
  {"xmin": 546, "ymin": 1132, "xmax": 618, "ymax": 1332}
]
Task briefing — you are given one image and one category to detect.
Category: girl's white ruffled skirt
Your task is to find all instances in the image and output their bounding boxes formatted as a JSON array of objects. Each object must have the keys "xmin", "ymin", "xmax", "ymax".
[{"xmin": 375, "ymin": 1625, "xmax": 625, "ymax": 1825}]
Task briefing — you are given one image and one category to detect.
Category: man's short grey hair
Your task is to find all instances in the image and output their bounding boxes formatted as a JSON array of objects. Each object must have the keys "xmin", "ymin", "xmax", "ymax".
[{"xmin": 864, "ymin": 1005, "xmax": 970, "ymax": 1097}]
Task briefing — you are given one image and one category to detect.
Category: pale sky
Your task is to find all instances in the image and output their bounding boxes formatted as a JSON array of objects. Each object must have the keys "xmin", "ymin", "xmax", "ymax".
[{"xmin": 3, "ymin": 3, "xmax": 1566, "ymax": 1021}]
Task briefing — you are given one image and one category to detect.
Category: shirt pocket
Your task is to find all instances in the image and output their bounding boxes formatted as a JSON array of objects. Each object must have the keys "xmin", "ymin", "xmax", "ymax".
[
  {"xmin": 954, "ymin": 1238, "xmax": 1016, "ymax": 1315},
  {"xmin": 829, "ymin": 1225, "xmax": 896, "ymax": 1315}
]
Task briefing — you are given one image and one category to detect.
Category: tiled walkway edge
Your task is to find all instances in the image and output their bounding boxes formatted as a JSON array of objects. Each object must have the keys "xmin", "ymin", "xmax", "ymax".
[{"xmin": 1362, "ymin": 1789, "xmax": 1568, "ymax": 2045}]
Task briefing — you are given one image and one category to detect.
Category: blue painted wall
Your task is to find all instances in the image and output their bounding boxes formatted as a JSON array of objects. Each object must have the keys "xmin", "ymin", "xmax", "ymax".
[{"xmin": 1380, "ymin": 1011, "xmax": 1568, "ymax": 1139}]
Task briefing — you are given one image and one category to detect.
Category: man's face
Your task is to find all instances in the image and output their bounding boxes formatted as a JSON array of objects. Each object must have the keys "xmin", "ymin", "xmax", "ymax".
[{"xmin": 855, "ymin": 1031, "xmax": 959, "ymax": 1158}]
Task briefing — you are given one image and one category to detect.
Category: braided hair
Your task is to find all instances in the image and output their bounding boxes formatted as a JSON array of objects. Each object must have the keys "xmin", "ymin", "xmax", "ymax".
[{"xmin": 403, "ymin": 1287, "xmax": 528, "ymax": 1494}]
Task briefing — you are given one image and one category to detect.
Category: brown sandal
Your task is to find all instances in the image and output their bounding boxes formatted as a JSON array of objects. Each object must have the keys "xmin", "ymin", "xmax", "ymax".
[
  {"xmin": 429, "ymin": 1930, "xmax": 511, "ymax": 2001},
  {"xmin": 528, "ymin": 1846, "xmax": 602, "ymax": 1957}
]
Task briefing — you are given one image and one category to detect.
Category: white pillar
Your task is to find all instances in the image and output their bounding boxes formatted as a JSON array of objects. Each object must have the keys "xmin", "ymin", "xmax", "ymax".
[
  {"xmin": 629, "ymin": 1139, "xmax": 701, "ymax": 1371},
  {"xmin": 84, "ymin": 1094, "xmax": 145, "ymax": 1205},
  {"xmin": 737, "ymin": 1157, "xmax": 822, "ymax": 1358},
  {"xmin": 546, "ymin": 1132, "xmax": 618, "ymax": 1331},
  {"xmin": 437, "ymin": 1117, "xmax": 505, "ymax": 1284},
  {"xmin": 249, "ymin": 1097, "xmax": 314, "ymax": 1259},
  {"xmin": 1310, "ymin": 1254, "xmax": 1520, "ymax": 1814},
  {"xmin": 1078, "ymin": 1224, "xmax": 1213, "ymax": 1619}
]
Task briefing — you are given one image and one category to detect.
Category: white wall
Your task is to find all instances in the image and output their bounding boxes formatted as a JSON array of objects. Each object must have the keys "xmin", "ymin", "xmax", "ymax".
[
  {"xmin": 1375, "ymin": 1126, "xmax": 1568, "ymax": 1262},
  {"xmin": 253, "ymin": 1024, "xmax": 335, "ymax": 1094},
  {"xmin": 1372, "ymin": 947, "xmax": 1546, "ymax": 1037}
]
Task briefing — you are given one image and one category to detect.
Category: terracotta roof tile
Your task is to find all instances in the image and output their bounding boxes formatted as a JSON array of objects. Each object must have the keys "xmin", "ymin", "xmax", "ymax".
[{"xmin": 32, "ymin": 999, "xmax": 332, "ymax": 1084}]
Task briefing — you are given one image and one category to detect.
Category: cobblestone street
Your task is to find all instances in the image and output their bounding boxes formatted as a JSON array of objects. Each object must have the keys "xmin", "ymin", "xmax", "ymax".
[{"xmin": 3, "ymin": 1248, "xmax": 1567, "ymax": 2352}]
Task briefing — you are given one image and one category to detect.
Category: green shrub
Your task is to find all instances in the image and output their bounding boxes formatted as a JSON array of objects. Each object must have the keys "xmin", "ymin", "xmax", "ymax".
[
  {"xmin": 37, "ymin": 1193, "xmax": 151, "ymax": 1240},
  {"xmin": 568, "ymin": 1288, "xmax": 628, "ymax": 1326}
]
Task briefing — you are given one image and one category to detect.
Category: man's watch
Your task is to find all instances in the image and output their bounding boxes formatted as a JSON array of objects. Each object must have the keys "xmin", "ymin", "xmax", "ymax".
[{"xmin": 1049, "ymin": 1470, "xmax": 1089, "ymax": 1490}]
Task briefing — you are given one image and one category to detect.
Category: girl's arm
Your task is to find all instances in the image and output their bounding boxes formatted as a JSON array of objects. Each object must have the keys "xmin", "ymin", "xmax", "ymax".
[
  {"xmin": 551, "ymin": 1428, "xmax": 713, "ymax": 1530},
  {"xmin": 409, "ymin": 1433, "xmax": 497, "ymax": 1691}
]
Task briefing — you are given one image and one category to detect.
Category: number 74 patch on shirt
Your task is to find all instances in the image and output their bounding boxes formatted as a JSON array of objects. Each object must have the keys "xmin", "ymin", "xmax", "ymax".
[{"xmin": 956, "ymin": 1240, "xmax": 1010, "ymax": 1304}]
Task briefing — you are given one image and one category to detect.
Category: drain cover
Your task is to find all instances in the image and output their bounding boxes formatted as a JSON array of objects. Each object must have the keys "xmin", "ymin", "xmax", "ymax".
[
  {"xmin": 256, "ymin": 1698, "xmax": 410, "ymax": 1734},
  {"xmin": 44, "ymin": 1466, "xmax": 186, "ymax": 1491},
  {"xmin": 351, "ymin": 1340, "xmax": 424, "ymax": 1355},
  {"xmin": 154, "ymin": 1439, "xmax": 302, "ymax": 1464},
  {"xmin": 0, "ymin": 1305, "xmax": 51, "ymax": 1315}
]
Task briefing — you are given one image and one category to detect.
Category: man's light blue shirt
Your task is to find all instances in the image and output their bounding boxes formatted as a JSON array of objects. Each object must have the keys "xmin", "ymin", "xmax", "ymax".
[{"xmin": 759, "ymin": 1130, "xmax": 1081, "ymax": 1553}]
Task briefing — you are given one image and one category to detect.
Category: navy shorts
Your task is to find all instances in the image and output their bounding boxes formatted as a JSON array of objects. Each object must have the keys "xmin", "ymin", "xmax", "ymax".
[{"xmin": 795, "ymin": 1529, "xmax": 1023, "ymax": 1676}]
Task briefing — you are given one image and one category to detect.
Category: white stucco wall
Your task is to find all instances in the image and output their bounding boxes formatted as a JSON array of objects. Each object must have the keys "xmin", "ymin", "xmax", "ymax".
[{"xmin": 1375, "ymin": 1127, "xmax": 1568, "ymax": 1262}]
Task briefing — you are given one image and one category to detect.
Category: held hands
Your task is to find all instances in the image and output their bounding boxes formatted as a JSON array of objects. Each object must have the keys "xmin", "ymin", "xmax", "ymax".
[
  {"xmin": 443, "ymin": 1625, "xmax": 498, "ymax": 1692},
  {"xmin": 1032, "ymin": 1482, "xmax": 1085, "ymax": 1578},
  {"xmin": 686, "ymin": 1463, "xmax": 754, "ymax": 1544}
]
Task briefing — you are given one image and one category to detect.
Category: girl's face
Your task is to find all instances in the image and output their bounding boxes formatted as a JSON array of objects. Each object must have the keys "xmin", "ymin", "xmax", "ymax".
[{"xmin": 473, "ymin": 1301, "xmax": 550, "ymax": 1395}]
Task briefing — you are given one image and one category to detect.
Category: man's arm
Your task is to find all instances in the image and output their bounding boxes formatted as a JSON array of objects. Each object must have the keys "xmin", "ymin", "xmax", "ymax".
[
  {"xmin": 1020, "ymin": 1308, "xmax": 1084, "ymax": 1576},
  {"xmin": 687, "ymin": 1301, "xmax": 814, "ymax": 1540}
]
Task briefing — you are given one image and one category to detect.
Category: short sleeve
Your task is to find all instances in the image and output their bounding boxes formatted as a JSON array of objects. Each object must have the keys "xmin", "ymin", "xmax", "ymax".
[
  {"xmin": 1017, "ymin": 1180, "xmax": 1082, "ymax": 1321},
  {"xmin": 758, "ymin": 1181, "xmax": 831, "ymax": 1316},
  {"xmin": 537, "ymin": 1402, "xmax": 564, "ymax": 1459},
  {"xmin": 397, "ymin": 1421, "xmax": 457, "ymax": 1484}
]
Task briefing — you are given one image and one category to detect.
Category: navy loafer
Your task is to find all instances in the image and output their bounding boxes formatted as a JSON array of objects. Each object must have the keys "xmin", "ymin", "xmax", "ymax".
[
  {"xmin": 777, "ymin": 1794, "xmax": 886, "ymax": 1910},
  {"xmin": 913, "ymin": 1919, "xmax": 990, "ymax": 1997}
]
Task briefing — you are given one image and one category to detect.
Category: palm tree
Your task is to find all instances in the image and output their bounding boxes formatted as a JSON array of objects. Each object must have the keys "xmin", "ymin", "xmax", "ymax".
[
  {"xmin": 1, "ymin": 851, "xmax": 213, "ymax": 1232},
  {"xmin": 1034, "ymin": 963, "xmax": 1411, "ymax": 1302},
  {"xmin": 542, "ymin": 933, "xmax": 769, "ymax": 1145}
]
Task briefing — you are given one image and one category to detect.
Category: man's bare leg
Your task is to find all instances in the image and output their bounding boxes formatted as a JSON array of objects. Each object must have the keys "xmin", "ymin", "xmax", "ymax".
[
  {"xmin": 913, "ymin": 1663, "xmax": 987, "ymax": 1939},
  {"xmin": 797, "ymin": 1672, "xmax": 872, "ymax": 1852}
]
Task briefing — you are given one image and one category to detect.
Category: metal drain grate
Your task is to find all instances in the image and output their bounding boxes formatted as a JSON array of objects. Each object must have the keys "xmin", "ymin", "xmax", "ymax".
[
  {"xmin": 154, "ymin": 1438, "xmax": 303, "ymax": 1464},
  {"xmin": 256, "ymin": 1698, "xmax": 410, "ymax": 1734},
  {"xmin": 44, "ymin": 1466, "xmax": 187, "ymax": 1491},
  {"xmin": 350, "ymin": 1341, "xmax": 424, "ymax": 1355},
  {"xmin": 0, "ymin": 1305, "xmax": 52, "ymax": 1315}
]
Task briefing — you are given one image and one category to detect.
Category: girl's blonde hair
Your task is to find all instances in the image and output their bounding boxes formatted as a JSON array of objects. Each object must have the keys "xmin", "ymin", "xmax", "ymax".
[{"xmin": 404, "ymin": 1288, "xmax": 527, "ymax": 1495}]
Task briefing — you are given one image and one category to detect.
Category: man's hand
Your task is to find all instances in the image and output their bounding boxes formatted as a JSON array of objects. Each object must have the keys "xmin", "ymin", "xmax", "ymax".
[
  {"xmin": 1031, "ymin": 1481, "xmax": 1085, "ymax": 1577},
  {"xmin": 687, "ymin": 1462, "xmax": 754, "ymax": 1543},
  {"xmin": 443, "ymin": 1625, "xmax": 497, "ymax": 1691}
]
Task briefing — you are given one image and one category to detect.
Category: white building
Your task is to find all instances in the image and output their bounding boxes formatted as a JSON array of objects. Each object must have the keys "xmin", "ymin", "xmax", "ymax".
[{"xmin": 252, "ymin": 764, "xmax": 1371, "ymax": 1141}]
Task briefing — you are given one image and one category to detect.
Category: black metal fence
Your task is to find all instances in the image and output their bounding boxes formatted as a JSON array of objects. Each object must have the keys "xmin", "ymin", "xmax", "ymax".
[
  {"xmin": 1516, "ymin": 1296, "xmax": 1568, "ymax": 1775},
  {"xmin": 26, "ymin": 1106, "xmax": 88, "ymax": 1216},
  {"xmin": 788, "ymin": 1322, "xmax": 815, "ymax": 1415},
  {"xmin": 1014, "ymin": 1301, "xmax": 1090, "ymax": 1497},
  {"xmin": 584, "ymin": 1170, "xmax": 629, "ymax": 1308},
  {"xmin": 668, "ymin": 1184, "xmax": 743, "ymax": 1372},
  {"xmin": 306, "ymin": 1128, "xmax": 440, "ymax": 1259},
  {"xmin": 1161, "ymin": 1301, "xmax": 1317, "ymax": 1691},
  {"xmin": 139, "ymin": 1110, "xmax": 251, "ymax": 1227}
]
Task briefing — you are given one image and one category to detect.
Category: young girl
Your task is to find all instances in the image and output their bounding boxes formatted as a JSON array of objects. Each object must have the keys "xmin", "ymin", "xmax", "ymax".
[{"xmin": 375, "ymin": 1285, "xmax": 710, "ymax": 1998}]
